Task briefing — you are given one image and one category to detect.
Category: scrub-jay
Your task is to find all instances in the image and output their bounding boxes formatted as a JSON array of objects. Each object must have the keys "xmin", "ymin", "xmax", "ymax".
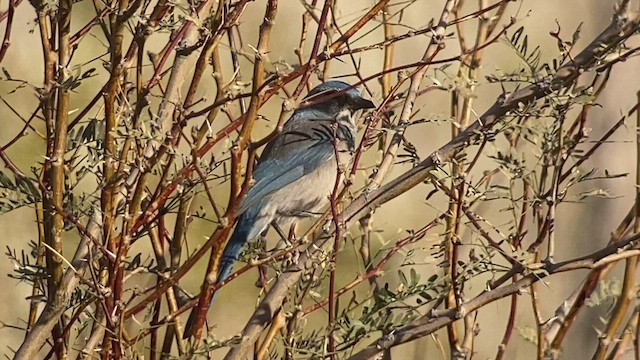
[{"xmin": 184, "ymin": 80, "xmax": 374, "ymax": 337}]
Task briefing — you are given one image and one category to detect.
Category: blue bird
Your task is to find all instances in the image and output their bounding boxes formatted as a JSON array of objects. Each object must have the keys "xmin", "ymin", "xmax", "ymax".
[{"xmin": 184, "ymin": 80, "xmax": 375, "ymax": 337}]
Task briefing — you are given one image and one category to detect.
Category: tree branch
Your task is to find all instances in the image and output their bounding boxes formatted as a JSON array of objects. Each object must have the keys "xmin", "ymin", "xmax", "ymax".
[{"xmin": 225, "ymin": 6, "xmax": 640, "ymax": 359}]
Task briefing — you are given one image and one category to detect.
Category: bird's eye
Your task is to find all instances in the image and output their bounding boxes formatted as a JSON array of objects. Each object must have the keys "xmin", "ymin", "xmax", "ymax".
[{"xmin": 339, "ymin": 95, "xmax": 353, "ymax": 107}]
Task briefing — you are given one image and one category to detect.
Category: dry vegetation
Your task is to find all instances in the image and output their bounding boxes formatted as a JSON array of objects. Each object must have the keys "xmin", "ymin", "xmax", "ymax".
[{"xmin": 1, "ymin": 0, "xmax": 640, "ymax": 359}]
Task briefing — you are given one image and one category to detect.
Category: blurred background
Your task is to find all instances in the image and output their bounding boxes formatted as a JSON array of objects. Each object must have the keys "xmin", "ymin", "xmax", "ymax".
[{"xmin": 1, "ymin": 0, "xmax": 639, "ymax": 358}]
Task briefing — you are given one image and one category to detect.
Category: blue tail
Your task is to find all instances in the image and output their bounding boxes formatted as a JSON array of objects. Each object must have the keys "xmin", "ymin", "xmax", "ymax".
[
  {"xmin": 183, "ymin": 210, "xmax": 266, "ymax": 338},
  {"xmin": 217, "ymin": 213, "xmax": 255, "ymax": 283}
]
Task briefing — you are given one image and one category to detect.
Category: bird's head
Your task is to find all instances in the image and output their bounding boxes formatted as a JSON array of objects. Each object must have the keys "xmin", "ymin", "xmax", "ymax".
[{"xmin": 300, "ymin": 80, "xmax": 375, "ymax": 118}]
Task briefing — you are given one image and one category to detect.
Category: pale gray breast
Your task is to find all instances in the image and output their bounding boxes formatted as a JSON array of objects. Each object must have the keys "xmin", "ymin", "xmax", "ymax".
[
  {"xmin": 270, "ymin": 158, "xmax": 339, "ymax": 221},
  {"xmin": 257, "ymin": 108, "xmax": 356, "ymax": 224}
]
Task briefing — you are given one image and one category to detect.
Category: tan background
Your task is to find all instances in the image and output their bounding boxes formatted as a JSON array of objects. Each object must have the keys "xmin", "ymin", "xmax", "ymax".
[{"xmin": 0, "ymin": 0, "xmax": 638, "ymax": 358}]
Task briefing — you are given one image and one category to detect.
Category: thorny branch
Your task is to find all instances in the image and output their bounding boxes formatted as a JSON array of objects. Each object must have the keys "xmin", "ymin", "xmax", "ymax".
[
  {"xmin": 225, "ymin": 5, "xmax": 640, "ymax": 359},
  {"xmin": 2, "ymin": 1, "xmax": 640, "ymax": 359}
]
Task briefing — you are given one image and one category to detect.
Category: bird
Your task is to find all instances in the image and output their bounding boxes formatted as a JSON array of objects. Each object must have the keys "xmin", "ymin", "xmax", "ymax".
[{"xmin": 183, "ymin": 80, "xmax": 375, "ymax": 337}]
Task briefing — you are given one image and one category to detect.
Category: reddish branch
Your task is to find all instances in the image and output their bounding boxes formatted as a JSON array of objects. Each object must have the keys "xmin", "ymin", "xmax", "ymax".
[
  {"xmin": 0, "ymin": 0, "xmax": 15, "ymax": 64},
  {"xmin": 225, "ymin": 7, "xmax": 640, "ymax": 359},
  {"xmin": 184, "ymin": 0, "xmax": 279, "ymax": 342},
  {"xmin": 6, "ymin": 1, "xmax": 640, "ymax": 359}
]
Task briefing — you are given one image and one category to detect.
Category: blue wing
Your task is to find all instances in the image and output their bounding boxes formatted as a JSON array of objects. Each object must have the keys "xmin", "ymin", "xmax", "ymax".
[{"xmin": 238, "ymin": 140, "xmax": 334, "ymax": 215}]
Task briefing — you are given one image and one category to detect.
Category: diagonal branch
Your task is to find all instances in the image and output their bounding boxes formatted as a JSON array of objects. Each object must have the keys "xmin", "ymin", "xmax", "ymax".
[{"xmin": 225, "ymin": 6, "xmax": 640, "ymax": 360}]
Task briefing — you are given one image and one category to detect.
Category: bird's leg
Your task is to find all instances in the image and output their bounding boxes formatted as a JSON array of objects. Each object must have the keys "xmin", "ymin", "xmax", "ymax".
[
  {"xmin": 272, "ymin": 220, "xmax": 293, "ymax": 251},
  {"xmin": 272, "ymin": 221, "xmax": 288, "ymax": 243},
  {"xmin": 287, "ymin": 222, "xmax": 298, "ymax": 244}
]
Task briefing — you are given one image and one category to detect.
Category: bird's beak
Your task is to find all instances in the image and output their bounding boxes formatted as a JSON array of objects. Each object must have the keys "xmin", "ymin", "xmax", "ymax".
[{"xmin": 354, "ymin": 97, "xmax": 376, "ymax": 110}]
